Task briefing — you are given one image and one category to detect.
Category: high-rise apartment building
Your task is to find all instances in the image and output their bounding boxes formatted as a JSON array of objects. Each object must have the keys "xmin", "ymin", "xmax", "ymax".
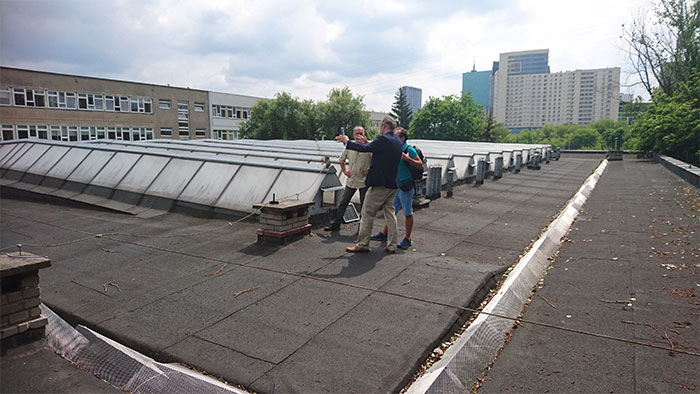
[
  {"xmin": 491, "ymin": 49, "xmax": 620, "ymax": 132},
  {"xmin": 400, "ymin": 86, "xmax": 422, "ymax": 117},
  {"xmin": 463, "ymin": 49, "xmax": 621, "ymax": 132}
]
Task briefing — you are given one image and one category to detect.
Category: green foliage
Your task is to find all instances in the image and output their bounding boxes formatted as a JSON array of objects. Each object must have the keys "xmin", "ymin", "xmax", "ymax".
[
  {"xmin": 504, "ymin": 122, "xmax": 610, "ymax": 150},
  {"xmin": 240, "ymin": 87, "xmax": 369, "ymax": 140},
  {"xmin": 316, "ymin": 87, "xmax": 370, "ymax": 140},
  {"xmin": 390, "ymin": 88, "xmax": 413, "ymax": 128},
  {"xmin": 365, "ymin": 127, "xmax": 379, "ymax": 140},
  {"xmin": 628, "ymin": 69, "xmax": 700, "ymax": 165},
  {"xmin": 478, "ymin": 114, "xmax": 510, "ymax": 142},
  {"xmin": 590, "ymin": 119, "xmax": 628, "ymax": 149},
  {"xmin": 620, "ymin": 0, "xmax": 700, "ymax": 165},
  {"xmin": 239, "ymin": 92, "xmax": 318, "ymax": 140},
  {"xmin": 410, "ymin": 93, "xmax": 485, "ymax": 141}
]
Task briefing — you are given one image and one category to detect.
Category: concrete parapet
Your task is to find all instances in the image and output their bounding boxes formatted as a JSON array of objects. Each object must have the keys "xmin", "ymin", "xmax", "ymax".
[{"xmin": 655, "ymin": 154, "xmax": 699, "ymax": 188}]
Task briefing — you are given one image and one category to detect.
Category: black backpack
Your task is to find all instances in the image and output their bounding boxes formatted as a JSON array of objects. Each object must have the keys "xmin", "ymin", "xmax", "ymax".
[{"xmin": 404, "ymin": 145, "xmax": 425, "ymax": 180}]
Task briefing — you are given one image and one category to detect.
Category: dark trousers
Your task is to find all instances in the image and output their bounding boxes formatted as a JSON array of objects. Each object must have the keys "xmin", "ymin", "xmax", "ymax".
[{"xmin": 331, "ymin": 186, "xmax": 367, "ymax": 225}]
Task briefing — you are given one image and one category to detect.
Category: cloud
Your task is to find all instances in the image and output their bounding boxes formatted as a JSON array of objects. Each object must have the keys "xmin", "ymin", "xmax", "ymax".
[{"xmin": 1, "ymin": 0, "xmax": 650, "ymax": 111}]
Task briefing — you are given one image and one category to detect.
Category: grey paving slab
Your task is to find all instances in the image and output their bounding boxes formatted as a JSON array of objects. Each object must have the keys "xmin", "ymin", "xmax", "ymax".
[
  {"xmin": 198, "ymin": 277, "xmax": 372, "ymax": 364},
  {"xmin": 97, "ymin": 265, "xmax": 294, "ymax": 354},
  {"xmin": 250, "ymin": 293, "xmax": 455, "ymax": 394},
  {"xmin": 480, "ymin": 157, "xmax": 700, "ymax": 394}
]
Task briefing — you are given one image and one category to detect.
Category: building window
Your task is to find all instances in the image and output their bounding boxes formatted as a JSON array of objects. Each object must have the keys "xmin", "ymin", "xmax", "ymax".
[
  {"xmin": 12, "ymin": 88, "xmax": 26, "ymax": 106},
  {"xmin": 195, "ymin": 128, "xmax": 206, "ymax": 137},
  {"xmin": 159, "ymin": 99, "xmax": 171, "ymax": 109},
  {"xmin": 160, "ymin": 127, "xmax": 172, "ymax": 137},
  {"xmin": 177, "ymin": 101, "xmax": 189, "ymax": 138},
  {"xmin": 65, "ymin": 93, "xmax": 77, "ymax": 109},
  {"xmin": 105, "ymin": 95, "xmax": 116, "ymax": 111},
  {"xmin": 119, "ymin": 97, "xmax": 129, "ymax": 112},
  {"xmin": 17, "ymin": 125, "xmax": 29, "ymax": 139},
  {"xmin": 194, "ymin": 103, "xmax": 205, "ymax": 112},
  {"xmin": 0, "ymin": 86, "xmax": 11, "ymax": 105},
  {"xmin": 32, "ymin": 90, "xmax": 45, "ymax": 107},
  {"xmin": 1, "ymin": 125, "xmax": 14, "ymax": 141},
  {"xmin": 214, "ymin": 129, "xmax": 238, "ymax": 140},
  {"xmin": 94, "ymin": 94, "xmax": 104, "ymax": 110}
]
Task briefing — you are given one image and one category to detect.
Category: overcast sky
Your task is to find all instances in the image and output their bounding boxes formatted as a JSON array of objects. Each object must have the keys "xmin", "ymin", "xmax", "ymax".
[{"xmin": 1, "ymin": 0, "xmax": 650, "ymax": 111}]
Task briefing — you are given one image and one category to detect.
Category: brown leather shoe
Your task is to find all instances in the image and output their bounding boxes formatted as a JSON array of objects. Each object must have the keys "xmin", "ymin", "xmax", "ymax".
[
  {"xmin": 383, "ymin": 247, "xmax": 396, "ymax": 254},
  {"xmin": 346, "ymin": 245, "xmax": 369, "ymax": 253}
]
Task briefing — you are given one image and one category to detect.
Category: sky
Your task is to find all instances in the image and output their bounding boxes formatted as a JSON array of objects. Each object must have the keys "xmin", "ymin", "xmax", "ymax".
[{"xmin": 0, "ymin": 0, "xmax": 651, "ymax": 112}]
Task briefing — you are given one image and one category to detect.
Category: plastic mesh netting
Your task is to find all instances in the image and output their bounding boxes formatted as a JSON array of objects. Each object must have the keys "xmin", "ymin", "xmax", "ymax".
[
  {"xmin": 406, "ymin": 160, "xmax": 607, "ymax": 393},
  {"xmin": 42, "ymin": 305, "xmax": 247, "ymax": 394}
]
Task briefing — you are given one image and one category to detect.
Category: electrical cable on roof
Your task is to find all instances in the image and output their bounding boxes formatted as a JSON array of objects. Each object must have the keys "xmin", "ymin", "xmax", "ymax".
[{"xmin": 2, "ymin": 211, "xmax": 698, "ymax": 358}]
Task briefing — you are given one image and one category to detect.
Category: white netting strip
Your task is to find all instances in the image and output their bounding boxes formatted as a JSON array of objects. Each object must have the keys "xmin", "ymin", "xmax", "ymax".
[
  {"xmin": 406, "ymin": 159, "xmax": 608, "ymax": 393},
  {"xmin": 42, "ymin": 304, "xmax": 248, "ymax": 394}
]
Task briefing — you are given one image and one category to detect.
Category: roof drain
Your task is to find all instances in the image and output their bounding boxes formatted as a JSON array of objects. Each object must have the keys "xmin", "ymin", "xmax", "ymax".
[
  {"xmin": 42, "ymin": 304, "xmax": 248, "ymax": 394},
  {"xmin": 404, "ymin": 159, "xmax": 609, "ymax": 394}
]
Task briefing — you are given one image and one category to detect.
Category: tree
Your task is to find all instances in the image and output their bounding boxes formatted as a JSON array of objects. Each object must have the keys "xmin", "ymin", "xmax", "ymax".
[
  {"xmin": 390, "ymin": 88, "xmax": 412, "ymax": 128},
  {"xmin": 630, "ymin": 71, "xmax": 700, "ymax": 165},
  {"xmin": 239, "ymin": 92, "xmax": 318, "ymax": 140},
  {"xmin": 316, "ymin": 87, "xmax": 370, "ymax": 140},
  {"xmin": 622, "ymin": 0, "xmax": 699, "ymax": 96},
  {"xmin": 478, "ymin": 113, "xmax": 510, "ymax": 142},
  {"xmin": 590, "ymin": 119, "xmax": 629, "ymax": 149},
  {"xmin": 622, "ymin": 0, "xmax": 700, "ymax": 164},
  {"xmin": 410, "ymin": 93, "xmax": 485, "ymax": 141}
]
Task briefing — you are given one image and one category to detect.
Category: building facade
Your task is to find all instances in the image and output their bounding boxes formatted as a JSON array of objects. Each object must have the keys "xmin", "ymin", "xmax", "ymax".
[
  {"xmin": 0, "ymin": 67, "xmax": 265, "ymax": 143},
  {"xmin": 461, "ymin": 68, "xmax": 491, "ymax": 112},
  {"xmin": 491, "ymin": 49, "xmax": 620, "ymax": 132},
  {"xmin": 400, "ymin": 86, "xmax": 422, "ymax": 117},
  {"xmin": 209, "ymin": 91, "xmax": 261, "ymax": 140},
  {"xmin": 0, "ymin": 67, "xmax": 212, "ymax": 142}
]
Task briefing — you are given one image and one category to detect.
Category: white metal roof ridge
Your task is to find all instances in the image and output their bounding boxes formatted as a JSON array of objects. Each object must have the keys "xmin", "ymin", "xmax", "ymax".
[{"xmin": 1, "ymin": 140, "xmax": 332, "ymax": 174}]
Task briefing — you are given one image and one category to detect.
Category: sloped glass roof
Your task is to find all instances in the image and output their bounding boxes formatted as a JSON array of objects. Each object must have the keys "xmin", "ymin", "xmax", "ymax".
[{"xmin": 0, "ymin": 140, "xmax": 340, "ymax": 217}]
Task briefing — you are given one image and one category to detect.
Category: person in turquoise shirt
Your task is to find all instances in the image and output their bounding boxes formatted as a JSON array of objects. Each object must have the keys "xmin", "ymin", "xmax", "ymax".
[{"xmin": 370, "ymin": 127, "xmax": 423, "ymax": 249}]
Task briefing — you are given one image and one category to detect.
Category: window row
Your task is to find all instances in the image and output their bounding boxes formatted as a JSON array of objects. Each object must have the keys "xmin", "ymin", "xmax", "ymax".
[
  {"xmin": 159, "ymin": 127, "xmax": 207, "ymax": 139},
  {"xmin": 158, "ymin": 99, "xmax": 205, "ymax": 112},
  {"xmin": 212, "ymin": 104, "xmax": 249, "ymax": 120},
  {"xmin": 1, "ymin": 124, "xmax": 154, "ymax": 142},
  {"xmin": 214, "ymin": 129, "xmax": 240, "ymax": 140},
  {"xmin": 2, "ymin": 86, "xmax": 153, "ymax": 114}
]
